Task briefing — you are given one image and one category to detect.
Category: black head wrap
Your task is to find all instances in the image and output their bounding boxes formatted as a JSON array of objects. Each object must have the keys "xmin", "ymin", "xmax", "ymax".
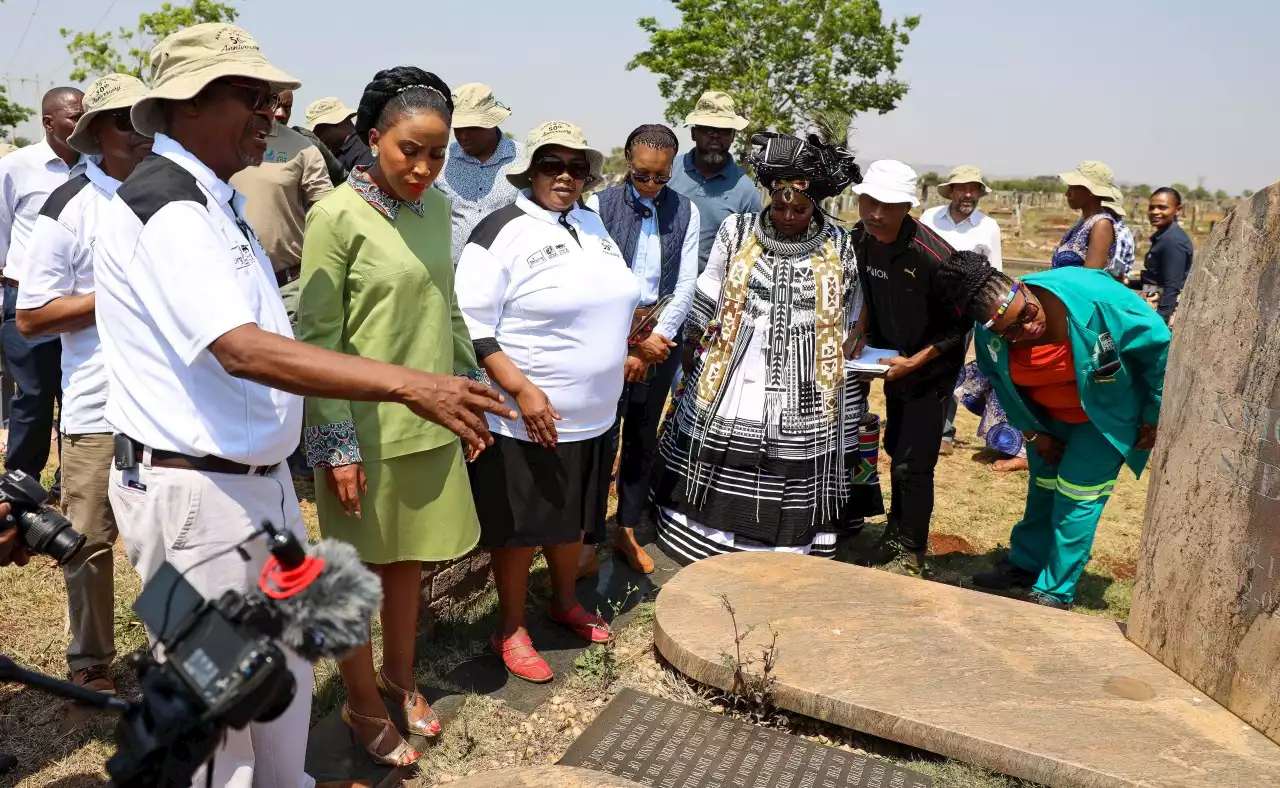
[{"xmin": 748, "ymin": 131, "xmax": 862, "ymax": 203}]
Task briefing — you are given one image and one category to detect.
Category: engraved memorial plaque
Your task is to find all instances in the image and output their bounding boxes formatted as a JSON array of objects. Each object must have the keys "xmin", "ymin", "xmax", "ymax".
[
  {"xmin": 1129, "ymin": 187, "xmax": 1280, "ymax": 743},
  {"xmin": 560, "ymin": 688, "xmax": 931, "ymax": 787}
]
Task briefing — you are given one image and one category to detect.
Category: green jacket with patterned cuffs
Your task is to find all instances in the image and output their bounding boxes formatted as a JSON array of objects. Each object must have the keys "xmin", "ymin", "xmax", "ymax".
[{"xmin": 297, "ymin": 177, "xmax": 480, "ymax": 468}]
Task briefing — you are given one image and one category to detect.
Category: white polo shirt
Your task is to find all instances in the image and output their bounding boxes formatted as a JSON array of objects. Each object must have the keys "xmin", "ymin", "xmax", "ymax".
[
  {"xmin": 456, "ymin": 191, "xmax": 641, "ymax": 442},
  {"xmin": 0, "ymin": 139, "xmax": 86, "ymax": 281},
  {"xmin": 920, "ymin": 204, "xmax": 1003, "ymax": 271},
  {"xmin": 94, "ymin": 134, "xmax": 302, "ymax": 466},
  {"xmin": 17, "ymin": 159, "xmax": 119, "ymax": 434}
]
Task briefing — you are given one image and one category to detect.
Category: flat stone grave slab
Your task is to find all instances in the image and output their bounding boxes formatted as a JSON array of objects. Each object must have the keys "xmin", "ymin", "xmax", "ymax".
[
  {"xmin": 559, "ymin": 687, "xmax": 930, "ymax": 787},
  {"xmin": 447, "ymin": 765, "xmax": 645, "ymax": 786},
  {"xmin": 654, "ymin": 551, "xmax": 1280, "ymax": 788}
]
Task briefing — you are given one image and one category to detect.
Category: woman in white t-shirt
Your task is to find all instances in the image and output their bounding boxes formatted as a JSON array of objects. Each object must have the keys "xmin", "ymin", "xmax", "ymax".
[{"xmin": 456, "ymin": 121, "xmax": 640, "ymax": 684}]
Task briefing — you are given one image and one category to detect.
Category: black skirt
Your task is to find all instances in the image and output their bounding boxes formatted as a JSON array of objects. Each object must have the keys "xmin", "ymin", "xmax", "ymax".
[{"xmin": 469, "ymin": 433, "xmax": 611, "ymax": 549}]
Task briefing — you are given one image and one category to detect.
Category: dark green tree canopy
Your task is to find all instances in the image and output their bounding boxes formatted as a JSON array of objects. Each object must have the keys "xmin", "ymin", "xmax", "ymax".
[
  {"xmin": 0, "ymin": 85, "xmax": 34, "ymax": 134},
  {"xmin": 62, "ymin": 0, "xmax": 239, "ymax": 83},
  {"xmin": 628, "ymin": 0, "xmax": 919, "ymax": 155}
]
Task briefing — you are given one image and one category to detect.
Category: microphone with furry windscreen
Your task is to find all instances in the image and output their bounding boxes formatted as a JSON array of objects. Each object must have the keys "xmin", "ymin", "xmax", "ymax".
[{"xmin": 253, "ymin": 521, "xmax": 383, "ymax": 662}]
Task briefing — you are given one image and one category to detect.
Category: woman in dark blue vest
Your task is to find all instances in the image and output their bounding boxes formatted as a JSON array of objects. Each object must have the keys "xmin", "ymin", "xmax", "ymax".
[{"xmin": 585, "ymin": 124, "xmax": 700, "ymax": 576}]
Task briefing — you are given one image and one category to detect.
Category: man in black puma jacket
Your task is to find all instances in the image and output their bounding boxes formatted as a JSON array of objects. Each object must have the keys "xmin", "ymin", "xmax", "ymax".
[{"xmin": 851, "ymin": 160, "xmax": 966, "ymax": 575}]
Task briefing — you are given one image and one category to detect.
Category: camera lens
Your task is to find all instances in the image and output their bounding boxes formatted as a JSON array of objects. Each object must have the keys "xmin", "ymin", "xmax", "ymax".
[{"xmin": 21, "ymin": 508, "xmax": 85, "ymax": 565}]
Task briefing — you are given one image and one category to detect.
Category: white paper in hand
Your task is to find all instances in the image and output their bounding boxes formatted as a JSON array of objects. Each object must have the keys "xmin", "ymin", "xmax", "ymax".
[{"xmin": 845, "ymin": 346, "xmax": 902, "ymax": 376}]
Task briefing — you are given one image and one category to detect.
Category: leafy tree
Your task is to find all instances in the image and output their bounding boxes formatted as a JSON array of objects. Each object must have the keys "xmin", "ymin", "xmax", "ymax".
[
  {"xmin": 1190, "ymin": 185, "xmax": 1210, "ymax": 201},
  {"xmin": 919, "ymin": 171, "xmax": 941, "ymax": 188},
  {"xmin": 62, "ymin": 1, "xmax": 239, "ymax": 83},
  {"xmin": 629, "ymin": 0, "xmax": 919, "ymax": 157},
  {"xmin": 1213, "ymin": 189, "xmax": 1229, "ymax": 201},
  {"xmin": 13, "ymin": 136, "xmax": 32, "ymax": 148},
  {"xmin": 1170, "ymin": 182, "xmax": 1191, "ymax": 197},
  {"xmin": 1129, "ymin": 184, "xmax": 1151, "ymax": 198},
  {"xmin": 602, "ymin": 146, "xmax": 628, "ymax": 179},
  {"xmin": 1242, "ymin": 189, "xmax": 1255, "ymax": 199},
  {"xmin": 0, "ymin": 85, "xmax": 34, "ymax": 135}
]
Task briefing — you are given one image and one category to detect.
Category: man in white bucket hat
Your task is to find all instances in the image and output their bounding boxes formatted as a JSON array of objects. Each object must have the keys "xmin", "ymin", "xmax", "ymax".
[
  {"xmin": 14, "ymin": 73, "xmax": 151, "ymax": 725},
  {"xmin": 436, "ymin": 83, "xmax": 523, "ymax": 265},
  {"xmin": 851, "ymin": 160, "xmax": 967, "ymax": 577},
  {"xmin": 92, "ymin": 24, "xmax": 514, "ymax": 788},
  {"xmin": 920, "ymin": 165, "xmax": 1008, "ymax": 460}
]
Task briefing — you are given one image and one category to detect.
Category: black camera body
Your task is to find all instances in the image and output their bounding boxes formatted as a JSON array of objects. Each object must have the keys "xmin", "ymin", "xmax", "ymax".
[
  {"xmin": 106, "ymin": 562, "xmax": 297, "ymax": 787},
  {"xmin": 0, "ymin": 468, "xmax": 83, "ymax": 564}
]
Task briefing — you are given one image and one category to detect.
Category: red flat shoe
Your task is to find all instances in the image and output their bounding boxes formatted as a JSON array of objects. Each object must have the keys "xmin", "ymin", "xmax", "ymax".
[
  {"xmin": 548, "ymin": 604, "xmax": 613, "ymax": 644},
  {"xmin": 490, "ymin": 633, "xmax": 553, "ymax": 684}
]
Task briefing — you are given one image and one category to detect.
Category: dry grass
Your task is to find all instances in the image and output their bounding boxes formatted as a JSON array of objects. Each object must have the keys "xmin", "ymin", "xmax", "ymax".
[{"xmin": 0, "ymin": 384, "xmax": 1148, "ymax": 785}]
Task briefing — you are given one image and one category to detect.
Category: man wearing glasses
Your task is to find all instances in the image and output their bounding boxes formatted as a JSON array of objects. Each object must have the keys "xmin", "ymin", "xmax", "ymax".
[
  {"xmin": 667, "ymin": 91, "xmax": 762, "ymax": 273},
  {"xmin": 14, "ymin": 74, "xmax": 152, "ymax": 720},
  {"xmin": 92, "ymin": 25, "xmax": 512, "ymax": 788},
  {"xmin": 586, "ymin": 124, "xmax": 699, "ymax": 576}
]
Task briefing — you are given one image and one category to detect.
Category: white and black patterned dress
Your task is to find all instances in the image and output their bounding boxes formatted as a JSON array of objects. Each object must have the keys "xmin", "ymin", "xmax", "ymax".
[{"xmin": 652, "ymin": 212, "xmax": 884, "ymax": 563}]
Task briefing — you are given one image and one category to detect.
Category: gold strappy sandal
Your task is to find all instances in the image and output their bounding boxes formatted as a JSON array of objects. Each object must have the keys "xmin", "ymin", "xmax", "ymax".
[
  {"xmin": 341, "ymin": 703, "xmax": 420, "ymax": 767},
  {"xmin": 377, "ymin": 669, "xmax": 442, "ymax": 738}
]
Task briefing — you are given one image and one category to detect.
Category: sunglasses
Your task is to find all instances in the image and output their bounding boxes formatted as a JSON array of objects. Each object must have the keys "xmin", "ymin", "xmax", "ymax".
[
  {"xmin": 630, "ymin": 169, "xmax": 671, "ymax": 185},
  {"xmin": 533, "ymin": 156, "xmax": 592, "ymax": 181},
  {"xmin": 218, "ymin": 79, "xmax": 281, "ymax": 113},
  {"xmin": 103, "ymin": 109, "xmax": 135, "ymax": 132},
  {"xmin": 997, "ymin": 296, "xmax": 1040, "ymax": 341}
]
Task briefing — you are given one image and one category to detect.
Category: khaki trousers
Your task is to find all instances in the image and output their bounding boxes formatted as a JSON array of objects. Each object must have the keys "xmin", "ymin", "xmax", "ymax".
[
  {"xmin": 110, "ymin": 461, "xmax": 315, "ymax": 788},
  {"xmin": 61, "ymin": 432, "xmax": 118, "ymax": 672}
]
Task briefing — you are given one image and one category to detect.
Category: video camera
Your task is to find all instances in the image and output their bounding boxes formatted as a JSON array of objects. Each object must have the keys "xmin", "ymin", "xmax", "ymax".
[
  {"xmin": 0, "ymin": 522, "xmax": 381, "ymax": 788},
  {"xmin": 0, "ymin": 468, "xmax": 85, "ymax": 564}
]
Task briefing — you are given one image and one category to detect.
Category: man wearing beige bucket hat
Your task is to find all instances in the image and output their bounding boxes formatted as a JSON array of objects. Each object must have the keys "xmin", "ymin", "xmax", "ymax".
[
  {"xmin": 13, "ymin": 73, "xmax": 152, "ymax": 713},
  {"xmin": 92, "ymin": 24, "xmax": 514, "ymax": 788},
  {"xmin": 306, "ymin": 96, "xmax": 373, "ymax": 173},
  {"xmin": 436, "ymin": 83, "xmax": 523, "ymax": 264},
  {"xmin": 668, "ymin": 90, "xmax": 761, "ymax": 272},
  {"xmin": 920, "ymin": 165, "xmax": 1012, "ymax": 461}
]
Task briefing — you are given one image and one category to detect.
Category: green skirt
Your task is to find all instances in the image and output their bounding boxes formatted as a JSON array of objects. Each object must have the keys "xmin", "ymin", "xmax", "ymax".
[{"xmin": 316, "ymin": 440, "xmax": 480, "ymax": 565}]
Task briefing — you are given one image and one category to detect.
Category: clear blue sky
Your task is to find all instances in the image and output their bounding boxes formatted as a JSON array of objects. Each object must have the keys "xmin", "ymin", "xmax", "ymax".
[{"xmin": 0, "ymin": 0, "xmax": 1271, "ymax": 194}]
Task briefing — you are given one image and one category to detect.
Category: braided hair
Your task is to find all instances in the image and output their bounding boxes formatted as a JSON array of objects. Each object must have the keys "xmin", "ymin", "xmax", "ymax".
[
  {"xmin": 937, "ymin": 249, "xmax": 1017, "ymax": 323},
  {"xmin": 624, "ymin": 123, "xmax": 679, "ymax": 157},
  {"xmin": 355, "ymin": 66, "xmax": 453, "ymax": 145}
]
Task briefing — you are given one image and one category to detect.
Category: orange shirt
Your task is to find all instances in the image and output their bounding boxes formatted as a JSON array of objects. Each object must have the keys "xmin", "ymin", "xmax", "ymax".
[{"xmin": 1009, "ymin": 340, "xmax": 1089, "ymax": 424}]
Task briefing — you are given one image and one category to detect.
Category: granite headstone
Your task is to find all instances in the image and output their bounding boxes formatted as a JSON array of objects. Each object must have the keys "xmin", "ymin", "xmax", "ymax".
[
  {"xmin": 1128, "ymin": 187, "xmax": 1280, "ymax": 743},
  {"xmin": 560, "ymin": 688, "xmax": 931, "ymax": 788}
]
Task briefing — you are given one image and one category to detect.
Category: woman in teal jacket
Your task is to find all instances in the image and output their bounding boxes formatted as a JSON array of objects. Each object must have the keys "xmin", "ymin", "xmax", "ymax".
[{"xmin": 937, "ymin": 251, "xmax": 1170, "ymax": 608}]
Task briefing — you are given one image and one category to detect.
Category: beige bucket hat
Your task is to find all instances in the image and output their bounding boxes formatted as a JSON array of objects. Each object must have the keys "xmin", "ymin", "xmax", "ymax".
[
  {"xmin": 1060, "ymin": 160, "xmax": 1124, "ymax": 202},
  {"xmin": 131, "ymin": 23, "xmax": 301, "ymax": 137},
  {"xmin": 937, "ymin": 164, "xmax": 990, "ymax": 199},
  {"xmin": 452, "ymin": 83, "xmax": 511, "ymax": 129},
  {"xmin": 506, "ymin": 121, "xmax": 604, "ymax": 189},
  {"xmin": 67, "ymin": 74, "xmax": 150, "ymax": 155},
  {"xmin": 305, "ymin": 97, "xmax": 356, "ymax": 130},
  {"xmin": 683, "ymin": 91, "xmax": 749, "ymax": 131}
]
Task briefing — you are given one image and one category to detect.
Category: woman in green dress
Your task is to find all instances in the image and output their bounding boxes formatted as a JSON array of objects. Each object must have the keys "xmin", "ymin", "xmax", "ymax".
[{"xmin": 298, "ymin": 67, "xmax": 496, "ymax": 767}]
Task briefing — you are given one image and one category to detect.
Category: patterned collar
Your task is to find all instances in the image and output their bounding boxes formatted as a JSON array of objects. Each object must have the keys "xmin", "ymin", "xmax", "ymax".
[{"xmin": 347, "ymin": 165, "xmax": 425, "ymax": 221}]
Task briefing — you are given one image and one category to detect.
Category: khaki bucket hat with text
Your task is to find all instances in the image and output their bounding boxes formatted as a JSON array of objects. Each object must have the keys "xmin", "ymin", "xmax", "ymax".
[
  {"xmin": 506, "ymin": 121, "xmax": 604, "ymax": 189},
  {"xmin": 68, "ymin": 74, "xmax": 150, "ymax": 156},
  {"xmin": 937, "ymin": 164, "xmax": 990, "ymax": 199},
  {"xmin": 131, "ymin": 23, "xmax": 301, "ymax": 137},
  {"xmin": 452, "ymin": 83, "xmax": 511, "ymax": 129},
  {"xmin": 684, "ymin": 91, "xmax": 749, "ymax": 131},
  {"xmin": 305, "ymin": 97, "xmax": 356, "ymax": 131}
]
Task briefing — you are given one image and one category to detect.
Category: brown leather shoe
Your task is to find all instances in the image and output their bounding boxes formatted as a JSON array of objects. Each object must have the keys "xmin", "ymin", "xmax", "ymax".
[
  {"xmin": 71, "ymin": 665, "xmax": 115, "ymax": 695},
  {"xmin": 612, "ymin": 527, "xmax": 655, "ymax": 574},
  {"xmin": 60, "ymin": 665, "xmax": 115, "ymax": 733}
]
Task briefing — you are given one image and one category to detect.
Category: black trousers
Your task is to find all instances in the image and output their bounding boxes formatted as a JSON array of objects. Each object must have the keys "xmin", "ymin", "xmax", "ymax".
[
  {"xmin": 595, "ymin": 352, "xmax": 682, "ymax": 542},
  {"xmin": 883, "ymin": 376, "xmax": 954, "ymax": 550},
  {"xmin": 1, "ymin": 284, "xmax": 61, "ymax": 492}
]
